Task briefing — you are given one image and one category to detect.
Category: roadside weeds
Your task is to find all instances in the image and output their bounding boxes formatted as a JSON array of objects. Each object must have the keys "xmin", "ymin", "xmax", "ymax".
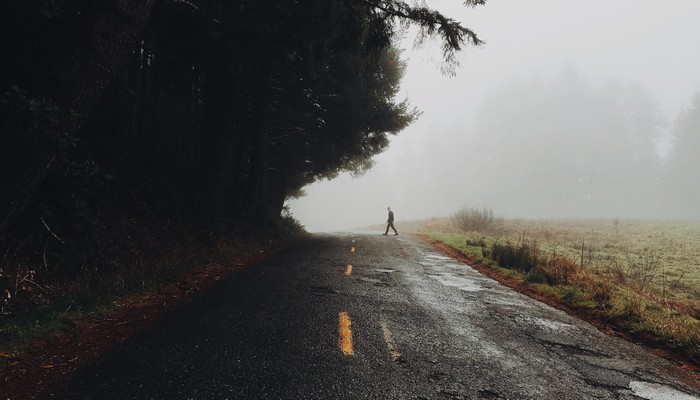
[
  {"xmin": 0, "ymin": 235, "xmax": 302, "ymax": 400},
  {"xmin": 419, "ymin": 234, "xmax": 700, "ymax": 390}
]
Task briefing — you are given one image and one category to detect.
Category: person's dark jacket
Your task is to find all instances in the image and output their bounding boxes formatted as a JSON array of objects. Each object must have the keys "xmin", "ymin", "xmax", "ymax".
[{"xmin": 387, "ymin": 211, "xmax": 394, "ymax": 223}]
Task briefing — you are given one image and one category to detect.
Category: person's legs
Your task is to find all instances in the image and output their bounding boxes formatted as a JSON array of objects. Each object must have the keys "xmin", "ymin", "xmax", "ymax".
[{"xmin": 391, "ymin": 222, "xmax": 398, "ymax": 235}]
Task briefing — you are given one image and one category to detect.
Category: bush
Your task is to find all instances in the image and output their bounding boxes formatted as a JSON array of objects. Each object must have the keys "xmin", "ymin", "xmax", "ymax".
[
  {"xmin": 584, "ymin": 278, "xmax": 614, "ymax": 309},
  {"xmin": 491, "ymin": 240, "xmax": 539, "ymax": 273},
  {"xmin": 562, "ymin": 287, "xmax": 586, "ymax": 304},
  {"xmin": 452, "ymin": 207, "xmax": 500, "ymax": 232},
  {"xmin": 465, "ymin": 237, "xmax": 487, "ymax": 247},
  {"xmin": 524, "ymin": 271, "xmax": 547, "ymax": 284},
  {"xmin": 273, "ymin": 205, "xmax": 305, "ymax": 236},
  {"xmin": 539, "ymin": 255, "xmax": 580, "ymax": 285}
]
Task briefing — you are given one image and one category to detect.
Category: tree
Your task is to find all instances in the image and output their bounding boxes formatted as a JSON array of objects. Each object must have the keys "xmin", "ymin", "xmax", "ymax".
[
  {"xmin": 0, "ymin": 0, "xmax": 159, "ymax": 233},
  {"xmin": 665, "ymin": 93, "xmax": 700, "ymax": 218},
  {"xmin": 470, "ymin": 68, "xmax": 665, "ymax": 218},
  {"xmin": 0, "ymin": 0, "xmax": 487, "ymax": 234}
]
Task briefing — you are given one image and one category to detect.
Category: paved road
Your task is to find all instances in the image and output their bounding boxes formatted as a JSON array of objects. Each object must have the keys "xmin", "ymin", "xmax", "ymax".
[{"xmin": 62, "ymin": 233, "xmax": 699, "ymax": 399}]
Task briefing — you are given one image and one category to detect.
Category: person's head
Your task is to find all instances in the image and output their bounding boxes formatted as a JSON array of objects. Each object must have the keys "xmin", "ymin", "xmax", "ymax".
[{"xmin": 387, "ymin": 207, "xmax": 391, "ymax": 211}]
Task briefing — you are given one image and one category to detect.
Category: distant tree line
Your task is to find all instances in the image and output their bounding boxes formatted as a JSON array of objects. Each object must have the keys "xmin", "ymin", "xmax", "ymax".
[
  {"xmin": 0, "ymin": 0, "xmax": 485, "ymax": 234},
  {"xmin": 470, "ymin": 68, "xmax": 700, "ymax": 219},
  {"xmin": 665, "ymin": 93, "xmax": 700, "ymax": 218}
]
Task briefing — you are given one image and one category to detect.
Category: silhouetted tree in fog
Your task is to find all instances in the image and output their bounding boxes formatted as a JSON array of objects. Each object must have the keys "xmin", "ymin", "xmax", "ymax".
[
  {"xmin": 471, "ymin": 68, "xmax": 665, "ymax": 218},
  {"xmin": 0, "ymin": 0, "xmax": 487, "ymax": 234},
  {"xmin": 666, "ymin": 93, "xmax": 700, "ymax": 218}
]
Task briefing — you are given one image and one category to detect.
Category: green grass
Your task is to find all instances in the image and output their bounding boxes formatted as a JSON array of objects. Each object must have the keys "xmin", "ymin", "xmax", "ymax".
[
  {"xmin": 417, "ymin": 219, "xmax": 700, "ymax": 362},
  {"xmin": 423, "ymin": 219, "xmax": 700, "ymax": 303},
  {"xmin": 427, "ymin": 232, "xmax": 493, "ymax": 259}
]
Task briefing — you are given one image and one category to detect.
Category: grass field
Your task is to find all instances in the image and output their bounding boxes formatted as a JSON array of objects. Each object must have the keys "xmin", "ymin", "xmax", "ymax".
[
  {"xmin": 503, "ymin": 219, "xmax": 700, "ymax": 302},
  {"xmin": 413, "ymin": 218, "xmax": 700, "ymax": 303},
  {"xmin": 407, "ymin": 214, "xmax": 700, "ymax": 362}
]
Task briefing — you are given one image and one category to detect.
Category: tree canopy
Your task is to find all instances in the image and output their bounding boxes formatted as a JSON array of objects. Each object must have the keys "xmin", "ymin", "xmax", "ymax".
[{"xmin": 0, "ymin": 0, "xmax": 486, "ymax": 234}]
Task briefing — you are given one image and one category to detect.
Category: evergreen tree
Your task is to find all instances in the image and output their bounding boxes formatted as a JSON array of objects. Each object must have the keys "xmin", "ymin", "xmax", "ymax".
[{"xmin": 665, "ymin": 93, "xmax": 700, "ymax": 218}]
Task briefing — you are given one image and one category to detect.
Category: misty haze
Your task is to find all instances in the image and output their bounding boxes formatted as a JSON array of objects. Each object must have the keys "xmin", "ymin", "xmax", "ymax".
[
  {"xmin": 289, "ymin": 0, "xmax": 700, "ymax": 232},
  {"xmin": 3, "ymin": 1, "xmax": 700, "ymax": 398}
]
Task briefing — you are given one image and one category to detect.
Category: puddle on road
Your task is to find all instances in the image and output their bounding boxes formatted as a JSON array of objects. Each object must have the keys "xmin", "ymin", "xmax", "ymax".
[
  {"xmin": 629, "ymin": 381, "xmax": 699, "ymax": 400},
  {"xmin": 528, "ymin": 316, "xmax": 576, "ymax": 332},
  {"xmin": 428, "ymin": 273, "xmax": 483, "ymax": 292},
  {"xmin": 424, "ymin": 254, "xmax": 453, "ymax": 261}
]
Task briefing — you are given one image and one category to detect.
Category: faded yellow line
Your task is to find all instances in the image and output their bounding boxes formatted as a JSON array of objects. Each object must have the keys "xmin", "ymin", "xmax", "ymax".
[
  {"xmin": 352, "ymin": 239, "xmax": 356, "ymax": 243},
  {"xmin": 379, "ymin": 316, "xmax": 401, "ymax": 362},
  {"xmin": 338, "ymin": 312, "xmax": 354, "ymax": 356},
  {"xmin": 345, "ymin": 264, "xmax": 353, "ymax": 276},
  {"xmin": 351, "ymin": 246, "xmax": 356, "ymax": 253}
]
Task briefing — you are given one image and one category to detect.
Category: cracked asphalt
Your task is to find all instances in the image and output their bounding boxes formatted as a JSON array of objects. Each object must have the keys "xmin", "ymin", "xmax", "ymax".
[{"xmin": 61, "ymin": 233, "xmax": 699, "ymax": 399}]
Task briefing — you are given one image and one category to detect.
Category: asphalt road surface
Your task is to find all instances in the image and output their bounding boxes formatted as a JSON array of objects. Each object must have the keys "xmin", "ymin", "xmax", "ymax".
[{"xmin": 61, "ymin": 233, "xmax": 699, "ymax": 399}]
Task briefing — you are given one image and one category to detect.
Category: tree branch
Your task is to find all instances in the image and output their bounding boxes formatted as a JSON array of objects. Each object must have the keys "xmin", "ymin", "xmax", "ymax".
[{"xmin": 361, "ymin": 0, "xmax": 485, "ymax": 74}]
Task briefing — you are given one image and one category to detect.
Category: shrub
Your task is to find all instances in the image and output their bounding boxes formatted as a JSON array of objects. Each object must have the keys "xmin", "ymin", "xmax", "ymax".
[
  {"xmin": 491, "ymin": 240, "xmax": 539, "ymax": 273},
  {"xmin": 562, "ymin": 287, "xmax": 586, "ymax": 304},
  {"xmin": 273, "ymin": 205, "xmax": 305, "ymax": 236},
  {"xmin": 465, "ymin": 237, "xmax": 487, "ymax": 247},
  {"xmin": 539, "ymin": 255, "xmax": 580, "ymax": 285},
  {"xmin": 524, "ymin": 271, "xmax": 547, "ymax": 284},
  {"xmin": 584, "ymin": 279, "xmax": 614, "ymax": 309},
  {"xmin": 452, "ymin": 207, "xmax": 500, "ymax": 232},
  {"xmin": 625, "ymin": 250, "xmax": 661, "ymax": 292}
]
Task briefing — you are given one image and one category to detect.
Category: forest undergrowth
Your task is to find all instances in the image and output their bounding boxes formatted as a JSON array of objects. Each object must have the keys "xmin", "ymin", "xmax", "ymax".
[{"xmin": 0, "ymin": 199, "xmax": 305, "ymax": 356}]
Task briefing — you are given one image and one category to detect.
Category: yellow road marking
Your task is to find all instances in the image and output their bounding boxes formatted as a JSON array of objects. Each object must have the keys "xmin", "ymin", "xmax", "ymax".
[
  {"xmin": 379, "ymin": 316, "xmax": 401, "ymax": 362},
  {"xmin": 351, "ymin": 247, "xmax": 355, "ymax": 253},
  {"xmin": 338, "ymin": 312, "xmax": 354, "ymax": 356},
  {"xmin": 352, "ymin": 239, "xmax": 356, "ymax": 243},
  {"xmin": 345, "ymin": 264, "xmax": 353, "ymax": 276}
]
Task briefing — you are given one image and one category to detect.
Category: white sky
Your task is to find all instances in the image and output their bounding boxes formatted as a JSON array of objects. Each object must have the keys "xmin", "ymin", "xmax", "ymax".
[{"xmin": 289, "ymin": 0, "xmax": 700, "ymax": 232}]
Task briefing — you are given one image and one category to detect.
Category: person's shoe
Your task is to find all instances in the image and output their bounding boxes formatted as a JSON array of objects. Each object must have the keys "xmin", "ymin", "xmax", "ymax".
[
  {"xmin": 394, "ymin": 233, "xmax": 399, "ymax": 235},
  {"xmin": 382, "ymin": 233, "xmax": 388, "ymax": 236}
]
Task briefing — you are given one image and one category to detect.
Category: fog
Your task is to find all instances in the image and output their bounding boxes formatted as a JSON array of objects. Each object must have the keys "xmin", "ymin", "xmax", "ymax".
[{"xmin": 288, "ymin": 0, "xmax": 700, "ymax": 232}]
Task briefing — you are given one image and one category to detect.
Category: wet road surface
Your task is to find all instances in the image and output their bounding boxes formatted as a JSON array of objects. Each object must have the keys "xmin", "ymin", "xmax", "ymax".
[{"xmin": 62, "ymin": 233, "xmax": 699, "ymax": 399}]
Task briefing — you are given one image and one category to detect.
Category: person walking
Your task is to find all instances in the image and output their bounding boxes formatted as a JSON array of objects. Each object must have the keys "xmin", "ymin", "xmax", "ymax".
[{"xmin": 383, "ymin": 207, "xmax": 398, "ymax": 236}]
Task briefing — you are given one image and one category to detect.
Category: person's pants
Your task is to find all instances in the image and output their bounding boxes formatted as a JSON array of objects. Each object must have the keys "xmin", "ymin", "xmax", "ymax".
[{"xmin": 385, "ymin": 222, "xmax": 397, "ymax": 234}]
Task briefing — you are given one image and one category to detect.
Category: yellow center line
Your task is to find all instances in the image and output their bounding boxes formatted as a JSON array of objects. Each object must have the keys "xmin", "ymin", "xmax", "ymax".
[
  {"xmin": 379, "ymin": 316, "xmax": 401, "ymax": 362},
  {"xmin": 345, "ymin": 264, "xmax": 353, "ymax": 276},
  {"xmin": 351, "ymin": 247, "xmax": 355, "ymax": 253},
  {"xmin": 338, "ymin": 312, "xmax": 354, "ymax": 356},
  {"xmin": 352, "ymin": 239, "xmax": 356, "ymax": 243}
]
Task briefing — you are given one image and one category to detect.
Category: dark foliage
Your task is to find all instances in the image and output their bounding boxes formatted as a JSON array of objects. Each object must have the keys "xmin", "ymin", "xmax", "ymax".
[
  {"xmin": 1, "ymin": 0, "xmax": 484, "ymax": 236},
  {"xmin": 491, "ymin": 240, "xmax": 539, "ymax": 273},
  {"xmin": 0, "ymin": 1, "xmax": 485, "ymax": 311}
]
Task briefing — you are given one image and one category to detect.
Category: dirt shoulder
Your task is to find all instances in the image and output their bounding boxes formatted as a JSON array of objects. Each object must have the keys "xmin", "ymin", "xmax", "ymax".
[
  {"xmin": 0, "ymin": 238, "xmax": 298, "ymax": 400},
  {"xmin": 418, "ymin": 234, "xmax": 700, "ymax": 390}
]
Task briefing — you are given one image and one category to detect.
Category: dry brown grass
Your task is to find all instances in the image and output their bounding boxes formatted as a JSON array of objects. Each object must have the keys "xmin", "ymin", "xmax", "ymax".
[{"xmin": 420, "ymin": 218, "xmax": 700, "ymax": 364}]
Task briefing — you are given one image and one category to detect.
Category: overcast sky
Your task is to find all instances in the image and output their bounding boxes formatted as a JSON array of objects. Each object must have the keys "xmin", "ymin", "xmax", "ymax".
[{"xmin": 288, "ymin": 0, "xmax": 700, "ymax": 232}]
